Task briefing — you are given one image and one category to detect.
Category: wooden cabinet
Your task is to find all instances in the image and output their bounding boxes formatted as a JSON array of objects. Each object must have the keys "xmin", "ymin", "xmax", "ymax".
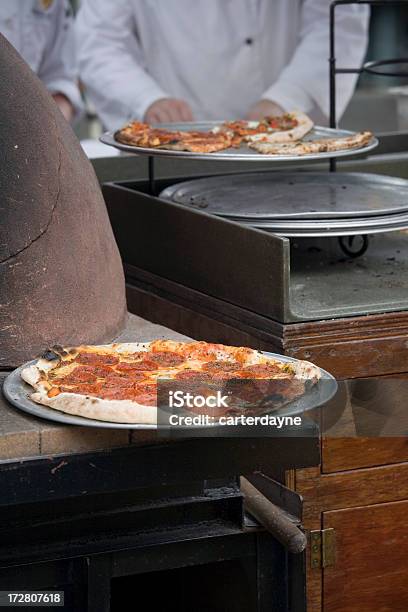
[
  {"xmin": 125, "ymin": 282, "xmax": 408, "ymax": 612},
  {"xmin": 296, "ymin": 461, "xmax": 408, "ymax": 612},
  {"xmin": 296, "ymin": 374, "xmax": 408, "ymax": 611}
]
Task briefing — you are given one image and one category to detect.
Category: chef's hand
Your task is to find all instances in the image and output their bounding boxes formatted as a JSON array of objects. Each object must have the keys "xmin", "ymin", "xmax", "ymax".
[
  {"xmin": 246, "ymin": 99, "xmax": 285, "ymax": 120},
  {"xmin": 52, "ymin": 93, "xmax": 75, "ymax": 123},
  {"xmin": 144, "ymin": 98, "xmax": 194, "ymax": 123}
]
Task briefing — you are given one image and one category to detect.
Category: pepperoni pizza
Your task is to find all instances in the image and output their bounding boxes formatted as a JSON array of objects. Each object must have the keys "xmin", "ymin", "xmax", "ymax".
[{"xmin": 21, "ymin": 340, "xmax": 321, "ymax": 424}]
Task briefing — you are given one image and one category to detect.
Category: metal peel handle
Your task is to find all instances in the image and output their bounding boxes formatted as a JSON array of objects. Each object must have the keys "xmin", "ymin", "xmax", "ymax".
[{"xmin": 241, "ymin": 477, "xmax": 307, "ymax": 554}]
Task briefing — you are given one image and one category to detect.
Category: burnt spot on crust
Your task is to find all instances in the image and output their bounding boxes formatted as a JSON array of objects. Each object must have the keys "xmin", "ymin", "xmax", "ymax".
[
  {"xmin": 40, "ymin": 349, "xmax": 61, "ymax": 363},
  {"xmin": 52, "ymin": 345, "xmax": 71, "ymax": 358},
  {"xmin": 40, "ymin": 344, "xmax": 74, "ymax": 363}
]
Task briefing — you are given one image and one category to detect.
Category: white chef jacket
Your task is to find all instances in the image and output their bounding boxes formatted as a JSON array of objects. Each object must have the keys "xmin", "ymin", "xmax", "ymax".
[
  {"xmin": 0, "ymin": 0, "xmax": 83, "ymax": 118},
  {"xmin": 76, "ymin": 0, "xmax": 369, "ymax": 131}
]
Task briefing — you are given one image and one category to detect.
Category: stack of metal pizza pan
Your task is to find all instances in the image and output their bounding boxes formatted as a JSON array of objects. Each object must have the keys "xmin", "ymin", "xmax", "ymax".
[{"xmin": 159, "ymin": 172, "xmax": 408, "ymax": 238}]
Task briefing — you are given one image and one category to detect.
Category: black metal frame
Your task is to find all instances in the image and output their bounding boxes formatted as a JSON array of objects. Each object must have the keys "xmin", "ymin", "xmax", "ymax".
[
  {"xmin": 330, "ymin": 0, "xmax": 408, "ymax": 255},
  {"xmin": 147, "ymin": 2, "xmax": 408, "ymax": 190},
  {"xmin": 145, "ymin": 4, "xmax": 408, "ymax": 258},
  {"xmin": 0, "ymin": 430, "xmax": 319, "ymax": 611},
  {"xmin": 145, "ymin": 3, "xmax": 408, "ymax": 190},
  {"xmin": 0, "ymin": 525, "xmax": 290, "ymax": 612},
  {"xmin": 329, "ymin": 0, "xmax": 408, "ymax": 165},
  {"xmin": 0, "ymin": 437, "xmax": 318, "ymax": 508}
]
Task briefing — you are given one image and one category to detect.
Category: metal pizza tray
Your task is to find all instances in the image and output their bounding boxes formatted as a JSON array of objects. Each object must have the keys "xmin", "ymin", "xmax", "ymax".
[
  {"xmin": 262, "ymin": 221, "xmax": 408, "ymax": 237},
  {"xmin": 2, "ymin": 354, "xmax": 337, "ymax": 430},
  {"xmin": 100, "ymin": 122, "xmax": 378, "ymax": 162},
  {"xmin": 160, "ymin": 172, "xmax": 408, "ymax": 219},
  {"xmin": 236, "ymin": 211, "xmax": 408, "ymax": 237}
]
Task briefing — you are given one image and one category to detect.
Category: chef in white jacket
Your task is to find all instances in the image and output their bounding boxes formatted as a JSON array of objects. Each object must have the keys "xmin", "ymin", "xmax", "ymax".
[
  {"xmin": 76, "ymin": 0, "xmax": 369, "ymax": 130},
  {"xmin": 0, "ymin": 0, "xmax": 82, "ymax": 123}
]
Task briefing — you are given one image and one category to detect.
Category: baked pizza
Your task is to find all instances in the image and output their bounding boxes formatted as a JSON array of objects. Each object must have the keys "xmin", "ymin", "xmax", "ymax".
[
  {"xmin": 215, "ymin": 111, "xmax": 314, "ymax": 146},
  {"xmin": 114, "ymin": 111, "xmax": 314, "ymax": 153},
  {"xmin": 161, "ymin": 131, "xmax": 233, "ymax": 153},
  {"xmin": 115, "ymin": 122, "xmax": 233, "ymax": 153},
  {"xmin": 249, "ymin": 130, "xmax": 373, "ymax": 155},
  {"xmin": 113, "ymin": 114, "xmax": 372, "ymax": 157},
  {"xmin": 21, "ymin": 340, "xmax": 321, "ymax": 425}
]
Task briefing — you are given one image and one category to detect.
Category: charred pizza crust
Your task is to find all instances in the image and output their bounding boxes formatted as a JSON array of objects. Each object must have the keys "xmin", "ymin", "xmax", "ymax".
[
  {"xmin": 21, "ymin": 343, "xmax": 157, "ymax": 424},
  {"xmin": 21, "ymin": 341, "xmax": 321, "ymax": 424},
  {"xmin": 249, "ymin": 130, "xmax": 373, "ymax": 155},
  {"xmin": 19, "ymin": 381, "xmax": 156, "ymax": 425},
  {"xmin": 161, "ymin": 132, "xmax": 233, "ymax": 153}
]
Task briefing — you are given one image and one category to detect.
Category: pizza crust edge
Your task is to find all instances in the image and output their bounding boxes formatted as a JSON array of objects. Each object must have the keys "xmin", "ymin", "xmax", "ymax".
[
  {"xmin": 30, "ymin": 388, "xmax": 157, "ymax": 425},
  {"xmin": 246, "ymin": 110, "xmax": 314, "ymax": 144},
  {"xmin": 21, "ymin": 342, "xmax": 156, "ymax": 424}
]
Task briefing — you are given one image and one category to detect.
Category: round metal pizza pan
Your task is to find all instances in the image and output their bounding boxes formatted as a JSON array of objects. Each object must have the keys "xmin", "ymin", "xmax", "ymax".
[
  {"xmin": 238, "ymin": 210, "xmax": 408, "ymax": 231},
  {"xmin": 2, "ymin": 354, "xmax": 337, "ymax": 430},
  {"xmin": 160, "ymin": 172, "xmax": 408, "ymax": 220},
  {"xmin": 100, "ymin": 122, "xmax": 378, "ymax": 162},
  {"xmin": 262, "ymin": 219, "xmax": 408, "ymax": 237}
]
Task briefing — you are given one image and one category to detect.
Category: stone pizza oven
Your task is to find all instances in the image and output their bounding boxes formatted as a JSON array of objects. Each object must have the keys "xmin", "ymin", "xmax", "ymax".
[{"xmin": 0, "ymin": 34, "xmax": 127, "ymax": 369}]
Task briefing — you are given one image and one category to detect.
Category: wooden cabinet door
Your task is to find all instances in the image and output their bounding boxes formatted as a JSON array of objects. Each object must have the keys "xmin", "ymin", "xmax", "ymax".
[{"xmin": 323, "ymin": 500, "xmax": 408, "ymax": 612}]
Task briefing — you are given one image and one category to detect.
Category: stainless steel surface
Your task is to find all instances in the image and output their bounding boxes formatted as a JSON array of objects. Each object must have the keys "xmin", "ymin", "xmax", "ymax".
[
  {"xmin": 3, "ymin": 354, "xmax": 337, "ymax": 429},
  {"xmin": 161, "ymin": 172, "xmax": 408, "ymax": 219},
  {"xmin": 290, "ymin": 232, "xmax": 408, "ymax": 320},
  {"xmin": 101, "ymin": 122, "xmax": 378, "ymax": 162}
]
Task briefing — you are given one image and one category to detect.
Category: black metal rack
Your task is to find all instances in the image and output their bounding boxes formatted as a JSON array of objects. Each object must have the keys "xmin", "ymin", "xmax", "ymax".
[
  {"xmin": 329, "ymin": 0, "xmax": 408, "ymax": 254},
  {"xmin": 143, "ymin": 1, "xmax": 408, "ymax": 258},
  {"xmin": 330, "ymin": 0, "xmax": 408, "ymax": 156}
]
